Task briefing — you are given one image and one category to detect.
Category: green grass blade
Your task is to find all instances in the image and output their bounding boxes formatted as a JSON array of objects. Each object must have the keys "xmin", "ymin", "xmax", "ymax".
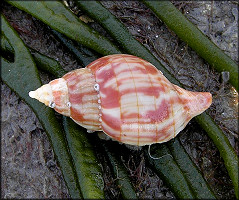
[
  {"xmin": 7, "ymin": 1, "xmax": 121, "ymax": 55},
  {"xmin": 196, "ymin": 113, "xmax": 238, "ymax": 198},
  {"xmin": 142, "ymin": 0, "xmax": 238, "ymax": 91},
  {"xmin": 63, "ymin": 117, "xmax": 105, "ymax": 199},
  {"xmin": 167, "ymin": 138, "xmax": 216, "ymax": 199},
  {"xmin": 143, "ymin": 144, "xmax": 195, "ymax": 199},
  {"xmin": 1, "ymin": 14, "xmax": 82, "ymax": 199},
  {"xmin": 102, "ymin": 142, "xmax": 138, "ymax": 199}
]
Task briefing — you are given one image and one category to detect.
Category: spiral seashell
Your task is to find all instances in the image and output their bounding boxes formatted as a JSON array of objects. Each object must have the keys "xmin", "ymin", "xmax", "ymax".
[{"xmin": 29, "ymin": 54, "xmax": 212, "ymax": 146}]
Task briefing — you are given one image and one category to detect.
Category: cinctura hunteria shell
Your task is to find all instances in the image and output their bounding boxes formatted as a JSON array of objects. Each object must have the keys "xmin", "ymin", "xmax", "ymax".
[{"xmin": 29, "ymin": 54, "xmax": 212, "ymax": 146}]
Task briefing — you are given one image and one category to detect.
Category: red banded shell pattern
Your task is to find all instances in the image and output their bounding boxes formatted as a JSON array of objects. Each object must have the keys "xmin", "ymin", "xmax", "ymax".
[{"xmin": 29, "ymin": 54, "xmax": 212, "ymax": 146}]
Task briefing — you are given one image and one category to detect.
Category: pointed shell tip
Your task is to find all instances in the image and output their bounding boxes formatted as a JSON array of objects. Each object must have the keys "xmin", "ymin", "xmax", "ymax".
[{"xmin": 29, "ymin": 91, "xmax": 35, "ymax": 98}]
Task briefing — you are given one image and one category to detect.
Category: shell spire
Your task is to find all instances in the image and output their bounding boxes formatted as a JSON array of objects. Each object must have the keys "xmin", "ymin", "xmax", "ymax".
[
  {"xmin": 29, "ymin": 54, "xmax": 212, "ymax": 146},
  {"xmin": 29, "ymin": 78, "xmax": 71, "ymax": 116},
  {"xmin": 29, "ymin": 83, "xmax": 53, "ymax": 106}
]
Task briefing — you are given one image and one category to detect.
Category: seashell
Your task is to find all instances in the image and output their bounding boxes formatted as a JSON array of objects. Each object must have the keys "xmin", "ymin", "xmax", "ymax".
[{"xmin": 29, "ymin": 54, "xmax": 212, "ymax": 146}]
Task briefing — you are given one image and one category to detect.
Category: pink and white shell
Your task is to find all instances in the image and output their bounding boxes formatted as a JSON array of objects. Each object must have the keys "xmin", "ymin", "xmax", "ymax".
[{"xmin": 29, "ymin": 54, "xmax": 212, "ymax": 146}]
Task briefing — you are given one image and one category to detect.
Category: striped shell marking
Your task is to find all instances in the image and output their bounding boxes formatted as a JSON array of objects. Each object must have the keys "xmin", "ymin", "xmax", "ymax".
[
  {"xmin": 63, "ymin": 68, "xmax": 101, "ymax": 131},
  {"xmin": 87, "ymin": 54, "xmax": 211, "ymax": 146},
  {"xmin": 29, "ymin": 54, "xmax": 212, "ymax": 146}
]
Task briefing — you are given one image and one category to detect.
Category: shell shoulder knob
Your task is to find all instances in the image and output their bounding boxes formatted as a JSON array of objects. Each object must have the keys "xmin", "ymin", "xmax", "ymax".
[{"xmin": 29, "ymin": 54, "xmax": 212, "ymax": 146}]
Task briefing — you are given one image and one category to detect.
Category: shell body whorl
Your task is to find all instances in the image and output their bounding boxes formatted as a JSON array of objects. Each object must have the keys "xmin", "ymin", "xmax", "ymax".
[{"xmin": 29, "ymin": 54, "xmax": 212, "ymax": 146}]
